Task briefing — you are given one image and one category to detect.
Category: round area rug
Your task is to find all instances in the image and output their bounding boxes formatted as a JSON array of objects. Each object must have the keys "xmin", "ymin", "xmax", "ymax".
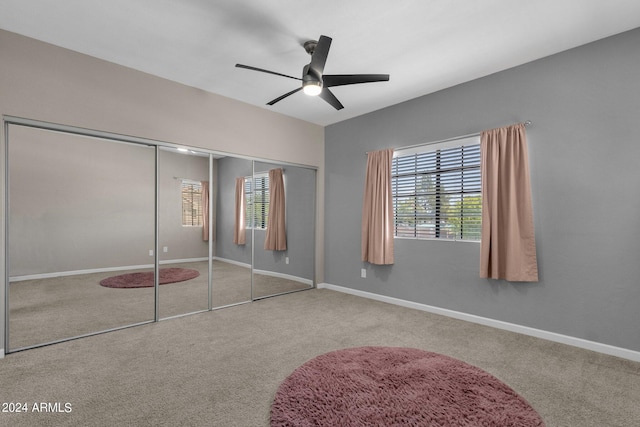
[
  {"xmin": 99, "ymin": 268, "xmax": 200, "ymax": 289},
  {"xmin": 271, "ymin": 346, "xmax": 545, "ymax": 427}
]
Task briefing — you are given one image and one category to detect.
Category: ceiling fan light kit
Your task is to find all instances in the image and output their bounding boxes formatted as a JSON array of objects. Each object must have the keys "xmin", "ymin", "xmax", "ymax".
[
  {"xmin": 302, "ymin": 80, "xmax": 322, "ymax": 96},
  {"xmin": 236, "ymin": 35, "xmax": 389, "ymax": 110}
]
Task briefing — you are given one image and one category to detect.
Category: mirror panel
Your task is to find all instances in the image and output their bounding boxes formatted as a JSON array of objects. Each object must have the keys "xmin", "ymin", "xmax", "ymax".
[
  {"xmin": 7, "ymin": 125, "xmax": 156, "ymax": 350},
  {"xmin": 252, "ymin": 162, "xmax": 315, "ymax": 299},
  {"xmin": 212, "ymin": 156, "xmax": 252, "ymax": 307},
  {"xmin": 158, "ymin": 147, "xmax": 211, "ymax": 318},
  {"xmin": 4, "ymin": 120, "xmax": 317, "ymax": 352}
]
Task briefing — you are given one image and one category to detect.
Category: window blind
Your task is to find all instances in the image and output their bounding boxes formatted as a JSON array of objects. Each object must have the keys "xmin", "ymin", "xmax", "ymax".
[
  {"xmin": 392, "ymin": 143, "xmax": 481, "ymax": 241},
  {"xmin": 245, "ymin": 173, "xmax": 270, "ymax": 229},
  {"xmin": 181, "ymin": 181, "xmax": 203, "ymax": 227}
]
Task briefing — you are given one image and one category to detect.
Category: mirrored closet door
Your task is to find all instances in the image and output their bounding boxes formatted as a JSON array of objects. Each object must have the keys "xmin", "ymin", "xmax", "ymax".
[
  {"xmin": 251, "ymin": 162, "xmax": 315, "ymax": 299},
  {"xmin": 157, "ymin": 147, "xmax": 212, "ymax": 318},
  {"xmin": 211, "ymin": 156, "xmax": 253, "ymax": 308},
  {"xmin": 6, "ymin": 124, "xmax": 156, "ymax": 351},
  {"xmin": 4, "ymin": 119, "xmax": 317, "ymax": 353}
]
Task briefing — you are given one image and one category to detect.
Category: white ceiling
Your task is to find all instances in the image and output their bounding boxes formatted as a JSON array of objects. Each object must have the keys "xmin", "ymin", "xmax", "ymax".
[{"xmin": 2, "ymin": 0, "xmax": 640, "ymax": 126}]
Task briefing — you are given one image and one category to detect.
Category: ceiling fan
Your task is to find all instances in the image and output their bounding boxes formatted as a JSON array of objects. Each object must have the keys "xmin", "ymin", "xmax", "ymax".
[{"xmin": 235, "ymin": 35, "xmax": 389, "ymax": 110}]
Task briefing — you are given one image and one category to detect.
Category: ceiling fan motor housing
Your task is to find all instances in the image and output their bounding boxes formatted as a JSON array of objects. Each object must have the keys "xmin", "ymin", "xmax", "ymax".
[
  {"xmin": 303, "ymin": 40, "xmax": 318, "ymax": 55},
  {"xmin": 302, "ymin": 63, "xmax": 322, "ymax": 85}
]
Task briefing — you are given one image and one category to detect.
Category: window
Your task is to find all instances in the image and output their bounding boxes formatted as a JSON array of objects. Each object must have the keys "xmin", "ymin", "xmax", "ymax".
[
  {"xmin": 181, "ymin": 180, "xmax": 202, "ymax": 227},
  {"xmin": 245, "ymin": 173, "xmax": 270, "ymax": 229},
  {"xmin": 392, "ymin": 137, "xmax": 481, "ymax": 241}
]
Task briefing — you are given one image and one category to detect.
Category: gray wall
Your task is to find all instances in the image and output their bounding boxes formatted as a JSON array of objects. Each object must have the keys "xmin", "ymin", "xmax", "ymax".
[{"xmin": 324, "ymin": 28, "xmax": 640, "ymax": 352}]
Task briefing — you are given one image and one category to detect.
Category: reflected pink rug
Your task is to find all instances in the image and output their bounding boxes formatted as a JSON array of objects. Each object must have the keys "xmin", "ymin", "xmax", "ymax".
[
  {"xmin": 99, "ymin": 268, "xmax": 200, "ymax": 289},
  {"xmin": 271, "ymin": 346, "xmax": 545, "ymax": 427}
]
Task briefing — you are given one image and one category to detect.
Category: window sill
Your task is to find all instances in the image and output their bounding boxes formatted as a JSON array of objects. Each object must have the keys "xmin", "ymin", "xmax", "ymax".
[{"xmin": 394, "ymin": 236, "xmax": 480, "ymax": 243}]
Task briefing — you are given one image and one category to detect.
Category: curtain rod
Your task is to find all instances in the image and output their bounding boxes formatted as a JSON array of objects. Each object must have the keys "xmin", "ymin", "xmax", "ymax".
[
  {"xmin": 366, "ymin": 120, "xmax": 531, "ymax": 155},
  {"xmin": 254, "ymin": 167, "xmax": 285, "ymax": 173}
]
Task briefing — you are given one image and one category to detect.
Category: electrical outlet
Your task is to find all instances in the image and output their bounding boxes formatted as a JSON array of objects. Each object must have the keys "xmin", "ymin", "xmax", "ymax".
[
  {"xmin": 285, "ymin": 257, "xmax": 289, "ymax": 264},
  {"xmin": 149, "ymin": 249, "xmax": 154, "ymax": 256},
  {"xmin": 163, "ymin": 246, "xmax": 168, "ymax": 253},
  {"xmin": 361, "ymin": 268, "xmax": 366, "ymax": 278}
]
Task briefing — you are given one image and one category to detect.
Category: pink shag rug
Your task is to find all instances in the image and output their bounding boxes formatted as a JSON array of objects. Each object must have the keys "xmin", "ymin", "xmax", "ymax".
[
  {"xmin": 271, "ymin": 346, "xmax": 545, "ymax": 427},
  {"xmin": 99, "ymin": 268, "xmax": 200, "ymax": 289}
]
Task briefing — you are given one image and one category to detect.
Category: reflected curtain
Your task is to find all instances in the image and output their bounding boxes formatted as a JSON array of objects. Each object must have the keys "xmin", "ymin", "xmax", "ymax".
[
  {"xmin": 233, "ymin": 177, "xmax": 246, "ymax": 245},
  {"xmin": 361, "ymin": 148, "xmax": 394, "ymax": 265},
  {"xmin": 200, "ymin": 181, "xmax": 214, "ymax": 241},
  {"xmin": 480, "ymin": 123, "xmax": 538, "ymax": 281},
  {"xmin": 264, "ymin": 168, "xmax": 287, "ymax": 251}
]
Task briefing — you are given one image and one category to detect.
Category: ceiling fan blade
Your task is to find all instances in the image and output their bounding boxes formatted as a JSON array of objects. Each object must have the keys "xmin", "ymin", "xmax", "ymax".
[
  {"xmin": 308, "ymin": 35, "xmax": 332, "ymax": 77},
  {"xmin": 267, "ymin": 87, "xmax": 303, "ymax": 105},
  {"xmin": 235, "ymin": 64, "xmax": 302, "ymax": 81},
  {"xmin": 319, "ymin": 88, "xmax": 344, "ymax": 110},
  {"xmin": 323, "ymin": 74, "xmax": 390, "ymax": 87}
]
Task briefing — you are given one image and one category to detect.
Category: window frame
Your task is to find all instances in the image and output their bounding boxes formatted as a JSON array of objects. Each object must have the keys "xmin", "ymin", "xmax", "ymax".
[
  {"xmin": 392, "ymin": 136, "xmax": 482, "ymax": 242},
  {"xmin": 180, "ymin": 179, "xmax": 203, "ymax": 227},
  {"xmin": 244, "ymin": 172, "xmax": 270, "ymax": 230}
]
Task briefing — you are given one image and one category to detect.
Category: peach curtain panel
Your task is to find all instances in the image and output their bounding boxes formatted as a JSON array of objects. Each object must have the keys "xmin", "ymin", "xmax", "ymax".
[
  {"xmin": 233, "ymin": 177, "xmax": 246, "ymax": 245},
  {"xmin": 200, "ymin": 181, "xmax": 212, "ymax": 241},
  {"xmin": 264, "ymin": 168, "xmax": 287, "ymax": 251},
  {"xmin": 361, "ymin": 148, "xmax": 394, "ymax": 265},
  {"xmin": 480, "ymin": 123, "xmax": 538, "ymax": 281}
]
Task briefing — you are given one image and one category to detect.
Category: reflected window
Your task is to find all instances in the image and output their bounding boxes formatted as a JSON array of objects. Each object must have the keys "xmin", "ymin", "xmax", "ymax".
[
  {"xmin": 181, "ymin": 180, "xmax": 203, "ymax": 227},
  {"xmin": 245, "ymin": 173, "xmax": 269, "ymax": 229}
]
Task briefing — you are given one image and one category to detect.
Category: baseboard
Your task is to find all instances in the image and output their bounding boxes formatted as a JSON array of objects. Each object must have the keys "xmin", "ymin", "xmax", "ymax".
[
  {"xmin": 253, "ymin": 269, "xmax": 313, "ymax": 286},
  {"xmin": 8, "ymin": 258, "xmax": 311, "ymax": 287},
  {"xmin": 160, "ymin": 257, "xmax": 208, "ymax": 265},
  {"xmin": 9, "ymin": 258, "xmax": 208, "ymax": 282},
  {"xmin": 0, "ymin": 348, "xmax": 4, "ymax": 359},
  {"xmin": 213, "ymin": 257, "xmax": 251, "ymax": 269},
  {"xmin": 213, "ymin": 257, "xmax": 312, "ymax": 286},
  {"xmin": 317, "ymin": 283, "xmax": 640, "ymax": 363}
]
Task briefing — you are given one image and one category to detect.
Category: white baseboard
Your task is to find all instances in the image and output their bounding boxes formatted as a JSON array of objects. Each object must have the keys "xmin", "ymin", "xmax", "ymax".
[
  {"xmin": 160, "ymin": 257, "xmax": 208, "ymax": 265},
  {"xmin": 214, "ymin": 257, "xmax": 312, "ymax": 286},
  {"xmin": 317, "ymin": 283, "xmax": 640, "ymax": 363},
  {"xmin": 8, "ymin": 258, "xmax": 311, "ymax": 287},
  {"xmin": 213, "ymin": 257, "xmax": 251, "ymax": 269},
  {"xmin": 9, "ymin": 258, "xmax": 208, "ymax": 282},
  {"xmin": 253, "ymin": 269, "xmax": 313, "ymax": 286}
]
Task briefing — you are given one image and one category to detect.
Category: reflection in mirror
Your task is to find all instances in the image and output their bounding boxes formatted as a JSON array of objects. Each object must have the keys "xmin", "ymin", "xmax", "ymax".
[
  {"xmin": 252, "ymin": 162, "xmax": 316, "ymax": 299},
  {"xmin": 158, "ymin": 147, "xmax": 212, "ymax": 318},
  {"xmin": 212, "ymin": 156, "xmax": 253, "ymax": 307},
  {"xmin": 7, "ymin": 124, "xmax": 156, "ymax": 350}
]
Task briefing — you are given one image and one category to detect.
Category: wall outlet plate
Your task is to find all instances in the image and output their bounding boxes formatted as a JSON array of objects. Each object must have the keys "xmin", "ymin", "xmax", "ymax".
[{"xmin": 361, "ymin": 268, "xmax": 366, "ymax": 278}]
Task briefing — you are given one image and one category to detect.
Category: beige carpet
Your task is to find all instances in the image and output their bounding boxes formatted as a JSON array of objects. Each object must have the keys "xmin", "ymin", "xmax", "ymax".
[
  {"xmin": 1, "ymin": 289, "xmax": 639, "ymax": 427},
  {"xmin": 7, "ymin": 260, "xmax": 310, "ymax": 350}
]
